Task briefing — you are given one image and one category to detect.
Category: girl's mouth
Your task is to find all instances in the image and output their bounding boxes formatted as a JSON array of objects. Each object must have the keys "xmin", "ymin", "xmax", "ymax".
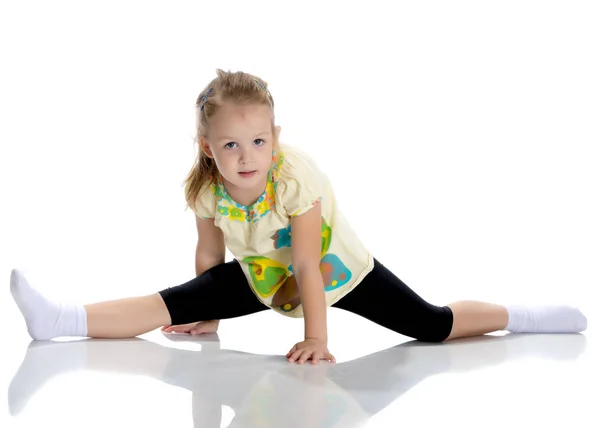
[{"xmin": 238, "ymin": 170, "xmax": 257, "ymax": 178}]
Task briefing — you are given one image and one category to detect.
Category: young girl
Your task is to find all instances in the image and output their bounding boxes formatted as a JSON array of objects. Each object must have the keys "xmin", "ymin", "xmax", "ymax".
[{"xmin": 10, "ymin": 69, "xmax": 588, "ymax": 365}]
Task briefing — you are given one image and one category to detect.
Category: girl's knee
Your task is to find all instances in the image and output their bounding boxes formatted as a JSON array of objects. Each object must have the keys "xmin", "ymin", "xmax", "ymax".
[{"xmin": 413, "ymin": 305, "xmax": 454, "ymax": 342}]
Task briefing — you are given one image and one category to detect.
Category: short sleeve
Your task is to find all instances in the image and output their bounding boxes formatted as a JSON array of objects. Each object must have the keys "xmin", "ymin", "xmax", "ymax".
[
  {"xmin": 192, "ymin": 182, "xmax": 217, "ymax": 219},
  {"xmin": 276, "ymin": 145, "xmax": 323, "ymax": 217}
]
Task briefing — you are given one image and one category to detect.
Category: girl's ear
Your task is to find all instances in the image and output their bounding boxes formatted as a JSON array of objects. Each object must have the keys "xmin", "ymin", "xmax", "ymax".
[
  {"xmin": 274, "ymin": 126, "xmax": 281, "ymax": 140},
  {"xmin": 200, "ymin": 137, "xmax": 214, "ymax": 158}
]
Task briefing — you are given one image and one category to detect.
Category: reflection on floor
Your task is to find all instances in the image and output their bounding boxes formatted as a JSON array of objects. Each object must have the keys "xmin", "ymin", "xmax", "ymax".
[{"xmin": 5, "ymin": 328, "xmax": 592, "ymax": 428}]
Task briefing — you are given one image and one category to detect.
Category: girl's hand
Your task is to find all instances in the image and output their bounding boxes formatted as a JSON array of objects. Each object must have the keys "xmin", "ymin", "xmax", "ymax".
[
  {"xmin": 286, "ymin": 339, "xmax": 336, "ymax": 364},
  {"xmin": 161, "ymin": 320, "xmax": 220, "ymax": 335}
]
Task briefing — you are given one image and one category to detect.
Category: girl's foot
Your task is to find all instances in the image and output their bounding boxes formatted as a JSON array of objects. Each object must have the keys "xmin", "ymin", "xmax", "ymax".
[
  {"xmin": 10, "ymin": 269, "xmax": 87, "ymax": 340},
  {"xmin": 505, "ymin": 305, "xmax": 587, "ymax": 333}
]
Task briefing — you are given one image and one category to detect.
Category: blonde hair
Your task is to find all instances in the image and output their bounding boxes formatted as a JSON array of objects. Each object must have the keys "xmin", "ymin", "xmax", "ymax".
[{"xmin": 182, "ymin": 69, "xmax": 278, "ymax": 213}]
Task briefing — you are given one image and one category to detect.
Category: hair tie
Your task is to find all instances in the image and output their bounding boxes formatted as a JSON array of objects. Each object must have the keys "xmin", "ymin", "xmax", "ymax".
[
  {"xmin": 253, "ymin": 79, "xmax": 274, "ymax": 106},
  {"xmin": 253, "ymin": 79, "xmax": 267, "ymax": 91},
  {"xmin": 200, "ymin": 88, "xmax": 213, "ymax": 111}
]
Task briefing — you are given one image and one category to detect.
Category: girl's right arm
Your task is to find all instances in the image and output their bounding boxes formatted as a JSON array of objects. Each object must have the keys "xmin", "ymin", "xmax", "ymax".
[
  {"xmin": 195, "ymin": 216, "xmax": 226, "ymax": 276},
  {"xmin": 161, "ymin": 216, "xmax": 225, "ymax": 334},
  {"xmin": 192, "ymin": 217, "xmax": 225, "ymax": 331}
]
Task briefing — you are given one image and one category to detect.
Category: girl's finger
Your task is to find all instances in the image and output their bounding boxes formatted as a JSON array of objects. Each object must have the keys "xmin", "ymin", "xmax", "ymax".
[
  {"xmin": 286, "ymin": 346, "xmax": 297, "ymax": 358},
  {"xmin": 289, "ymin": 349, "xmax": 304, "ymax": 362},
  {"xmin": 169, "ymin": 325, "xmax": 193, "ymax": 334},
  {"xmin": 294, "ymin": 350, "xmax": 307, "ymax": 362},
  {"xmin": 298, "ymin": 350, "xmax": 313, "ymax": 364}
]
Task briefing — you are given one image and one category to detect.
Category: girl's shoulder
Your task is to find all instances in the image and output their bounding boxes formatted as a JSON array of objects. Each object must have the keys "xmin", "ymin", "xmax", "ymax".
[
  {"xmin": 275, "ymin": 143, "xmax": 325, "ymax": 217},
  {"xmin": 192, "ymin": 179, "xmax": 218, "ymax": 219},
  {"xmin": 277, "ymin": 142, "xmax": 325, "ymax": 178}
]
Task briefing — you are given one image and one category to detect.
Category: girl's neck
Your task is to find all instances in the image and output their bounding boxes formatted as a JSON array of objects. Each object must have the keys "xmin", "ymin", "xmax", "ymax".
[{"xmin": 221, "ymin": 174, "xmax": 268, "ymax": 207}]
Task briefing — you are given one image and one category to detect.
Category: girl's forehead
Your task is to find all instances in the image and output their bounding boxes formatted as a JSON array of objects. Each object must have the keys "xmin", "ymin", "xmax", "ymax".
[
  {"xmin": 211, "ymin": 104, "xmax": 272, "ymax": 134},
  {"xmin": 217, "ymin": 102, "xmax": 271, "ymax": 119}
]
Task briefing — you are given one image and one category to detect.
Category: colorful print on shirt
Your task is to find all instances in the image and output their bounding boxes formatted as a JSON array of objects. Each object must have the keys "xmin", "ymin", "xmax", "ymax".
[{"xmin": 243, "ymin": 216, "xmax": 352, "ymax": 312}]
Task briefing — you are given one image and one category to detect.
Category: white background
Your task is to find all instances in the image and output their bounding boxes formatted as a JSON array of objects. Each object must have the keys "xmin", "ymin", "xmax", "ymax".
[{"xmin": 1, "ymin": 1, "xmax": 599, "ymax": 427}]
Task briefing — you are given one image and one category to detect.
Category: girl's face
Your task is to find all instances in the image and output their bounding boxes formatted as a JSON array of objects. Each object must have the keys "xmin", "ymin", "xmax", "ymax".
[{"xmin": 201, "ymin": 102, "xmax": 280, "ymax": 202}]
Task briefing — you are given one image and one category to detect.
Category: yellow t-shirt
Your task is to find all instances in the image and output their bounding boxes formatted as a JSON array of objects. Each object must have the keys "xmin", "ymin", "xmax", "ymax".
[{"xmin": 193, "ymin": 143, "xmax": 374, "ymax": 318}]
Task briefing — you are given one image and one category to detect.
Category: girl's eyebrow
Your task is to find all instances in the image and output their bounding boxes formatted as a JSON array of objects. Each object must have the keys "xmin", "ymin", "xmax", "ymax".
[{"xmin": 217, "ymin": 131, "xmax": 270, "ymax": 142}]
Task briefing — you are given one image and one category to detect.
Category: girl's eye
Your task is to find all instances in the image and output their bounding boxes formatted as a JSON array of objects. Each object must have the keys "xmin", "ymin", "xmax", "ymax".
[{"xmin": 224, "ymin": 139, "xmax": 264, "ymax": 149}]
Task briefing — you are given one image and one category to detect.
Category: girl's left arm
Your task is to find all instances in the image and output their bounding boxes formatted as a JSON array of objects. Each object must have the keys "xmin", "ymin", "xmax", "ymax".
[
  {"xmin": 290, "ymin": 201, "xmax": 327, "ymax": 343},
  {"xmin": 287, "ymin": 201, "xmax": 335, "ymax": 364}
]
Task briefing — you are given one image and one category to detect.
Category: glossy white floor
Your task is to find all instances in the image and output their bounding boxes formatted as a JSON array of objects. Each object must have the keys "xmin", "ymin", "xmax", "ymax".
[{"xmin": 2, "ymin": 296, "xmax": 597, "ymax": 428}]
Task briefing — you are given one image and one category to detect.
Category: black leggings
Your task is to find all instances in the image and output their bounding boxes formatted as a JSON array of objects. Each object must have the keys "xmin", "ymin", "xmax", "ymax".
[{"xmin": 158, "ymin": 258, "xmax": 454, "ymax": 342}]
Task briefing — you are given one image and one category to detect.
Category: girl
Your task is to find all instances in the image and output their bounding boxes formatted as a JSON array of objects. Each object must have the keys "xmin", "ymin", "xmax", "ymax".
[{"xmin": 10, "ymin": 69, "xmax": 588, "ymax": 365}]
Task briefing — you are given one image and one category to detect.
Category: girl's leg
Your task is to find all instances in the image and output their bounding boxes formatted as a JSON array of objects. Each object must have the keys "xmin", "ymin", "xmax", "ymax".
[
  {"xmin": 333, "ymin": 258, "xmax": 587, "ymax": 342},
  {"xmin": 444, "ymin": 298, "xmax": 588, "ymax": 340},
  {"xmin": 332, "ymin": 259, "xmax": 454, "ymax": 342},
  {"xmin": 84, "ymin": 293, "xmax": 170, "ymax": 338},
  {"xmin": 157, "ymin": 260, "xmax": 269, "ymax": 326},
  {"xmin": 10, "ymin": 261, "xmax": 268, "ymax": 340},
  {"xmin": 443, "ymin": 300, "xmax": 508, "ymax": 340}
]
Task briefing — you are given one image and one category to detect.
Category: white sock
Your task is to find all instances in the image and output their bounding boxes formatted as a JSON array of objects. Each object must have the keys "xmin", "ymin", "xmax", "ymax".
[
  {"xmin": 10, "ymin": 269, "xmax": 87, "ymax": 340},
  {"xmin": 505, "ymin": 304, "xmax": 587, "ymax": 333}
]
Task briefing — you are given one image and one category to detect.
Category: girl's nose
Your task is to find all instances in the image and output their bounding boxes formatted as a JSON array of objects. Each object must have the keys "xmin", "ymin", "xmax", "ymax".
[{"xmin": 239, "ymin": 149, "xmax": 254, "ymax": 165}]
